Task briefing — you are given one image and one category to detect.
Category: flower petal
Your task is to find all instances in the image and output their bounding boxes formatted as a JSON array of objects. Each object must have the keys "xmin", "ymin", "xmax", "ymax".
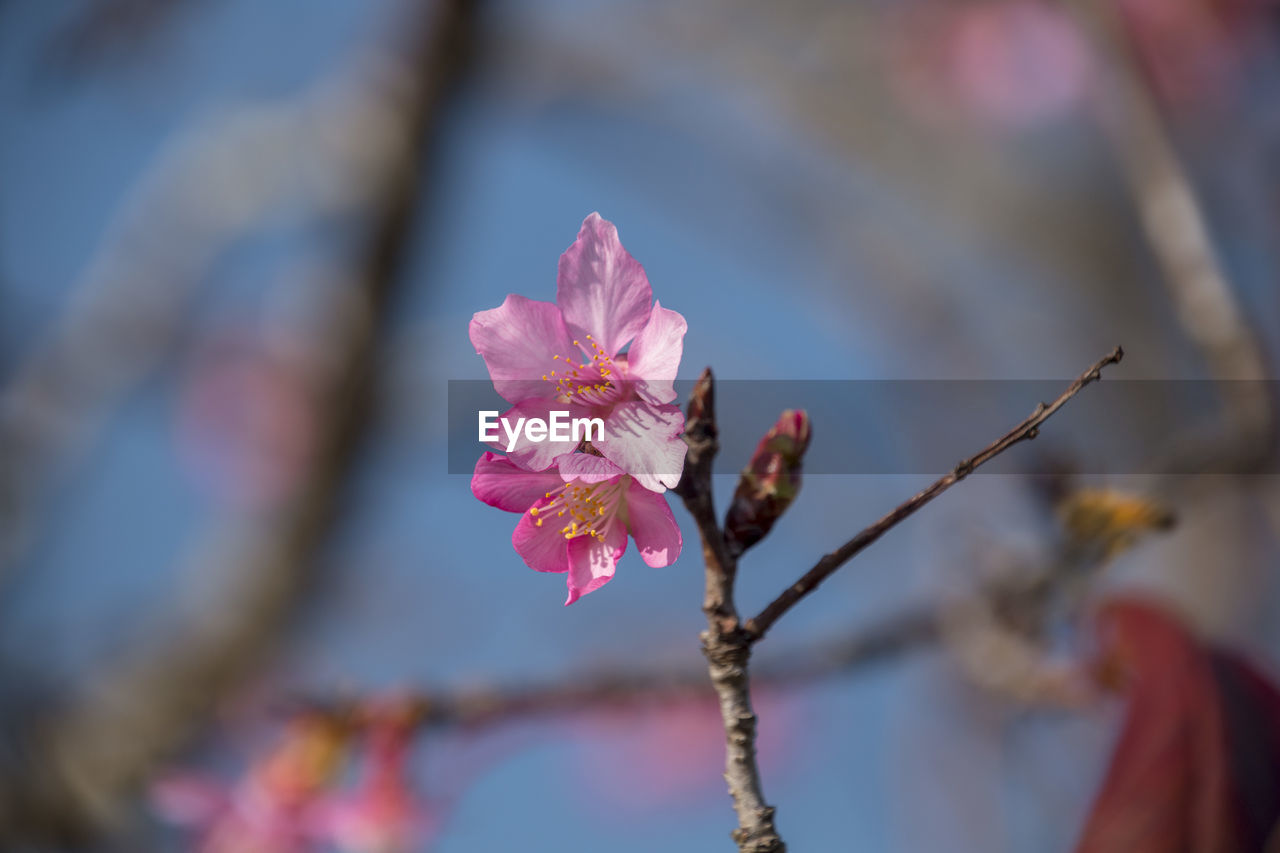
[
  {"xmin": 471, "ymin": 452, "xmax": 563, "ymax": 512},
  {"xmin": 513, "ymin": 504, "xmax": 570, "ymax": 573},
  {"xmin": 557, "ymin": 453, "xmax": 625, "ymax": 484},
  {"xmin": 494, "ymin": 398, "xmax": 590, "ymax": 472},
  {"xmin": 556, "ymin": 213, "xmax": 652, "ymax": 358},
  {"xmin": 564, "ymin": 522, "xmax": 627, "ymax": 605},
  {"xmin": 469, "ymin": 295, "xmax": 574, "ymax": 404},
  {"xmin": 625, "ymin": 480, "xmax": 682, "ymax": 567},
  {"xmin": 624, "ymin": 300, "xmax": 686, "ymax": 405},
  {"xmin": 595, "ymin": 401, "xmax": 687, "ymax": 492}
]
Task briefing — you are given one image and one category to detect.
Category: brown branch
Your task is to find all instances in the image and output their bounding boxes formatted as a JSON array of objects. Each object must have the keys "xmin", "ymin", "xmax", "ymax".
[
  {"xmin": 296, "ymin": 500, "xmax": 1172, "ymax": 734},
  {"xmin": 744, "ymin": 346, "xmax": 1125, "ymax": 641},
  {"xmin": 40, "ymin": 0, "xmax": 198, "ymax": 79},
  {"xmin": 1066, "ymin": 0, "xmax": 1278, "ymax": 484},
  {"xmin": 1, "ymin": 0, "xmax": 477, "ymax": 599},
  {"xmin": 285, "ymin": 605, "xmax": 934, "ymax": 732},
  {"xmin": 0, "ymin": 0, "xmax": 480, "ymax": 843},
  {"xmin": 674, "ymin": 367, "xmax": 787, "ymax": 853}
]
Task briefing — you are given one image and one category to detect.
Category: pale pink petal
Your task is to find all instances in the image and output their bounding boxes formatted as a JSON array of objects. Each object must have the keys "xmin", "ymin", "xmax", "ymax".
[
  {"xmin": 469, "ymin": 295, "xmax": 574, "ymax": 404},
  {"xmin": 494, "ymin": 398, "xmax": 589, "ymax": 472},
  {"xmin": 564, "ymin": 522, "xmax": 627, "ymax": 605},
  {"xmin": 556, "ymin": 213, "xmax": 652, "ymax": 358},
  {"xmin": 513, "ymin": 505, "xmax": 569, "ymax": 573},
  {"xmin": 624, "ymin": 300, "xmax": 687, "ymax": 405},
  {"xmin": 624, "ymin": 480, "xmax": 682, "ymax": 567},
  {"xmin": 471, "ymin": 452, "xmax": 563, "ymax": 512},
  {"xmin": 557, "ymin": 453, "xmax": 625, "ymax": 483},
  {"xmin": 595, "ymin": 401, "xmax": 687, "ymax": 492}
]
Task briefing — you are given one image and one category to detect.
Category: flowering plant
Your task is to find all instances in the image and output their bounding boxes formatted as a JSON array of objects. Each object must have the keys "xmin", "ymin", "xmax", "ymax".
[{"xmin": 469, "ymin": 214, "xmax": 686, "ymax": 603}]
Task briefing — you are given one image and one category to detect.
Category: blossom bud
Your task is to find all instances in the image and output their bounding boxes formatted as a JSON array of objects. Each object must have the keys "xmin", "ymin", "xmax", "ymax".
[
  {"xmin": 724, "ymin": 409, "xmax": 811, "ymax": 557},
  {"xmin": 672, "ymin": 367, "xmax": 716, "ymax": 499}
]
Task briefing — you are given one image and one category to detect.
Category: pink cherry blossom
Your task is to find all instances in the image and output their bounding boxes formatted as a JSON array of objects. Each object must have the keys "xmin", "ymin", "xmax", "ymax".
[
  {"xmin": 309, "ymin": 701, "xmax": 436, "ymax": 853},
  {"xmin": 888, "ymin": 1, "xmax": 1090, "ymax": 131},
  {"xmin": 469, "ymin": 213, "xmax": 688, "ymax": 493},
  {"xmin": 471, "ymin": 451, "xmax": 682, "ymax": 604},
  {"xmin": 151, "ymin": 712, "xmax": 349, "ymax": 853},
  {"xmin": 176, "ymin": 329, "xmax": 320, "ymax": 508}
]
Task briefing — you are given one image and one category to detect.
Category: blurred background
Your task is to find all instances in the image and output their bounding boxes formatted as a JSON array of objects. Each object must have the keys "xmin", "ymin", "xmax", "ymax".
[{"xmin": 1, "ymin": 0, "xmax": 1279, "ymax": 850}]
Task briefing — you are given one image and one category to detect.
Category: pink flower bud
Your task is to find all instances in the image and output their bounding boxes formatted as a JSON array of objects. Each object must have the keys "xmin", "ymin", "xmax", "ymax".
[{"xmin": 724, "ymin": 410, "xmax": 811, "ymax": 557}]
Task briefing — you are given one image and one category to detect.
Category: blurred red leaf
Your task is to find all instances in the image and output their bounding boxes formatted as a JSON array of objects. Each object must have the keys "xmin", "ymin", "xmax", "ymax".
[
  {"xmin": 1076, "ymin": 597, "xmax": 1280, "ymax": 852},
  {"xmin": 1118, "ymin": 0, "xmax": 1279, "ymax": 109}
]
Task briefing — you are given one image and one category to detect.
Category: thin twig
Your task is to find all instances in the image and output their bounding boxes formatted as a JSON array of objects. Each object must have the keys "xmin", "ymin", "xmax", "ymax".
[{"xmin": 744, "ymin": 346, "xmax": 1125, "ymax": 641}]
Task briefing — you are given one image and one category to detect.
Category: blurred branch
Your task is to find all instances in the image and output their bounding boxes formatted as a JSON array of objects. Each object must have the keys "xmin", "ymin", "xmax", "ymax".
[
  {"xmin": 0, "ymin": 0, "xmax": 479, "ymax": 843},
  {"xmin": 276, "ymin": 486, "xmax": 1185, "ymax": 749},
  {"xmin": 1071, "ymin": 0, "xmax": 1277, "ymax": 476},
  {"xmin": 290, "ymin": 605, "xmax": 936, "ymax": 734},
  {"xmin": 745, "ymin": 346, "xmax": 1125, "ymax": 641},
  {"xmin": 40, "ymin": 0, "xmax": 202, "ymax": 78},
  {"xmin": 388, "ymin": 492, "xmax": 1177, "ymax": 736},
  {"xmin": 0, "ymin": 2, "xmax": 431, "ymax": 594}
]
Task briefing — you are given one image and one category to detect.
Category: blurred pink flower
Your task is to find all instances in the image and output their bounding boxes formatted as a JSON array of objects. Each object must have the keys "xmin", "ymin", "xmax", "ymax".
[
  {"xmin": 310, "ymin": 701, "xmax": 436, "ymax": 853},
  {"xmin": 469, "ymin": 212, "xmax": 687, "ymax": 493},
  {"xmin": 176, "ymin": 331, "xmax": 318, "ymax": 508},
  {"xmin": 571, "ymin": 691, "xmax": 799, "ymax": 813},
  {"xmin": 471, "ymin": 451, "xmax": 682, "ymax": 604},
  {"xmin": 889, "ymin": 1, "xmax": 1091, "ymax": 130},
  {"xmin": 152, "ymin": 713, "xmax": 349, "ymax": 853}
]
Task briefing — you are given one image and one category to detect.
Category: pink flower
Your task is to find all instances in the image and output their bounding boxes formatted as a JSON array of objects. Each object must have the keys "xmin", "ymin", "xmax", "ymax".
[
  {"xmin": 310, "ymin": 701, "xmax": 436, "ymax": 853},
  {"xmin": 472, "ymin": 451, "xmax": 682, "ymax": 604},
  {"xmin": 888, "ymin": 1, "xmax": 1090, "ymax": 131},
  {"xmin": 151, "ymin": 712, "xmax": 350, "ymax": 853},
  {"xmin": 176, "ymin": 329, "xmax": 320, "ymax": 508},
  {"xmin": 469, "ymin": 213, "xmax": 688, "ymax": 493}
]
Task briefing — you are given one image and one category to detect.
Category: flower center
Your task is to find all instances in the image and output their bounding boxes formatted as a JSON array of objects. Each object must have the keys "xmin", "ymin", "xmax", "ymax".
[
  {"xmin": 541, "ymin": 335, "xmax": 626, "ymax": 405},
  {"xmin": 529, "ymin": 476, "xmax": 627, "ymax": 541}
]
